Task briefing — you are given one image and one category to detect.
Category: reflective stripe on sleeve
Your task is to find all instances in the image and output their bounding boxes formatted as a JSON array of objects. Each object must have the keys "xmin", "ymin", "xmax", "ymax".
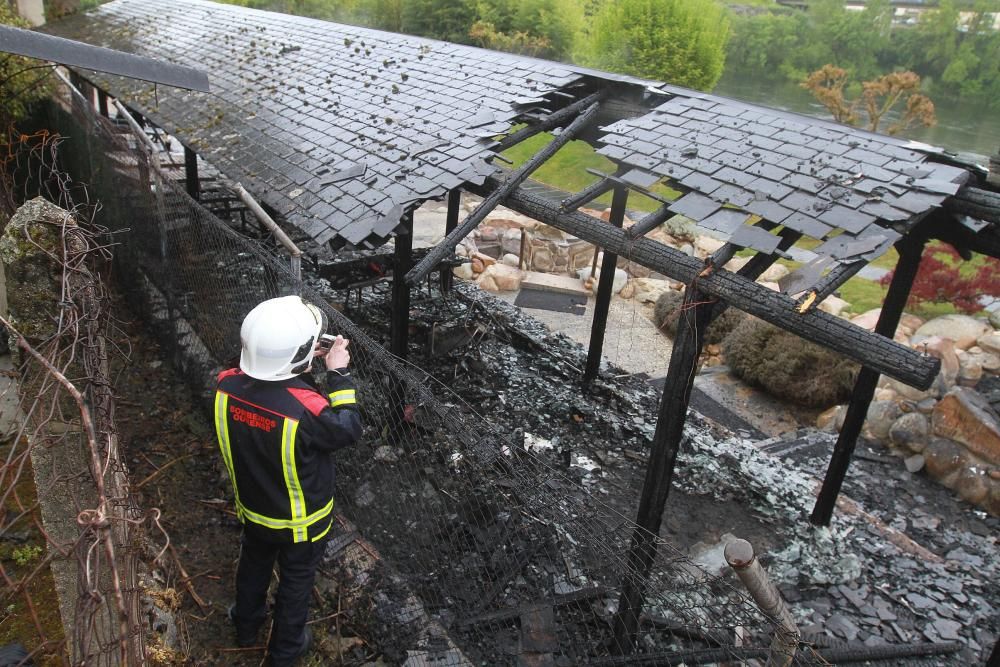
[{"xmin": 328, "ymin": 389, "xmax": 356, "ymax": 407}]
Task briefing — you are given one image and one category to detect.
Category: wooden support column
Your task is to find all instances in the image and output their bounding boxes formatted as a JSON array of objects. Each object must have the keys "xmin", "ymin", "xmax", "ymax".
[
  {"xmin": 583, "ymin": 185, "xmax": 628, "ymax": 385},
  {"xmin": 97, "ymin": 89, "xmax": 109, "ymax": 117},
  {"xmin": 184, "ymin": 147, "xmax": 199, "ymax": 201},
  {"xmin": 811, "ymin": 234, "xmax": 927, "ymax": 525},
  {"xmin": 440, "ymin": 188, "xmax": 461, "ymax": 293},
  {"xmin": 613, "ymin": 282, "xmax": 714, "ymax": 653},
  {"xmin": 390, "ymin": 212, "xmax": 414, "ymax": 359}
]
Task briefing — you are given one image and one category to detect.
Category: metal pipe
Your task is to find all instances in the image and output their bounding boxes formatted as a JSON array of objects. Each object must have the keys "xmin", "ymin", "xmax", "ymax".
[{"xmin": 724, "ymin": 539, "xmax": 799, "ymax": 667}]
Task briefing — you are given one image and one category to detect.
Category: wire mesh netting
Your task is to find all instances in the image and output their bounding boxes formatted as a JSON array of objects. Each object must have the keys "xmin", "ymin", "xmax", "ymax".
[{"xmin": 37, "ymin": 74, "xmax": 850, "ymax": 666}]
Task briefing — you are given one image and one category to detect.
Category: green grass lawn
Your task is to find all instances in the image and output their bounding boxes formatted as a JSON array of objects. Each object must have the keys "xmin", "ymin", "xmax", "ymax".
[{"xmin": 500, "ymin": 131, "xmax": 678, "ymax": 213}]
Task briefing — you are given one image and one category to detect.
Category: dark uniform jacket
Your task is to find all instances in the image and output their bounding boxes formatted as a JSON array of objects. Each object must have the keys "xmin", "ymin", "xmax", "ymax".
[{"xmin": 214, "ymin": 368, "xmax": 362, "ymax": 543}]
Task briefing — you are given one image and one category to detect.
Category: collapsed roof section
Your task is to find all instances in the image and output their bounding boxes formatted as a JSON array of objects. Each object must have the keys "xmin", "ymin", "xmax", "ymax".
[
  {"xmin": 45, "ymin": 0, "xmax": 589, "ymax": 248},
  {"xmin": 597, "ymin": 89, "xmax": 974, "ymax": 294}
]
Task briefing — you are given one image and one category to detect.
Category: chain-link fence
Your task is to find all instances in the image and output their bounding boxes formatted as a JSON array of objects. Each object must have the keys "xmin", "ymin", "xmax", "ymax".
[
  {"xmin": 35, "ymin": 73, "xmax": 847, "ymax": 666},
  {"xmin": 0, "ymin": 123, "xmax": 154, "ymax": 664}
]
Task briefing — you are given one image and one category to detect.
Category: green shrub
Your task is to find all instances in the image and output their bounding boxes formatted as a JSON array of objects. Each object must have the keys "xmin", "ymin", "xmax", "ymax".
[
  {"xmin": 653, "ymin": 289, "xmax": 746, "ymax": 346},
  {"xmin": 722, "ymin": 317, "xmax": 859, "ymax": 408}
]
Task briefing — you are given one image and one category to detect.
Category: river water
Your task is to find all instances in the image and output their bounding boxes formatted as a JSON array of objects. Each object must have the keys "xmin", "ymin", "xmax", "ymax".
[{"xmin": 713, "ymin": 73, "xmax": 999, "ymax": 162}]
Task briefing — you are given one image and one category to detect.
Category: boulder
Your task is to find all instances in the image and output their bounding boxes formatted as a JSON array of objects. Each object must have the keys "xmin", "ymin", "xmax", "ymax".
[
  {"xmin": 850, "ymin": 308, "xmax": 882, "ymax": 331},
  {"xmin": 759, "ymin": 263, "xmax": 790, "ymax": 284},
  {"xmin": 884, "ymin": 376, "xmax": 937, "ymax": 402},
  {"xmin": 898, "ymin": 313, "xmax": 925, "ymax": 337},
  {"xmin": 957, "ymin": 358, "xmax": 983, "ymax": 387},
  {"xmin": 501, "ymin": 228, "xmax": 523, "ymax": 255},
  {"xmin": 818, "ymin": 295, "xmax": 850, "ymax": 317},
  {"xmin": 817, "ymin": 405, "xmax": 846, "ymax": 432},
  {"xmin": 990, "ymin": 309, "xmax": 1000, "ymax": 330},
  {"xmin": 452, "ymin": 263, "xmax": 474, "ymax": 281},
  {"xmin": 913, "ymin": 314, "xmax": 992, "ymax": 350},
  {"xmin": 632, "ymin": 278, "xmax": 677, "ymax": 305},
  {"xmin": 694, "ymin": 235, "xmax": 725, "ymax": 256},
  {"xmin": 532, "ymin": 247, "xmax": 555, "ymax": 272},
  {"xmin": 931, "ymin": 387, "xmax": 1000, "ymax": 465},
  {"xmin": 723, "ymin": 256, "xmax": 750, "ymax": 273},
  {"xmin": 889, "ymin": 412, "xmax": 930, "ymax": 453},
  {"xmin": 912, "ymin": 336, "xmax": 959, "ymax": 386},
  {"xmin": 955, "ymin": 465, "xmax": 991, "ymax": 505},
  {"xmin": 874, "ymin": 387, "xmax": 899, "ymax": 402},
  {"xmin": 501, "ymin": 253, "xmax": 520, "ymax": 267},
  {"xmin": 471, "ymin": 257, "xmax": 485, "ymax": 274},
  {"xmin": 585, "ymin": 268, "xmax": 628, "ymax": 295},
  {"xmin": 864, "ymin": 400, "xmax": 903, "ymax": 441},
  {"xmin": 923, "ymin": 438, "xmax": 968, "ymax": 481},
  {"xmin": 904, "ymin": 454, "xmax": 925, "ymax": 473},
  {"xmin": 475, "ymin": 264, "xmax": 523, "ymax": 292},
  {"xmin": 971, "ymin": 350, "xmax": 1000, "ymax": 373}
]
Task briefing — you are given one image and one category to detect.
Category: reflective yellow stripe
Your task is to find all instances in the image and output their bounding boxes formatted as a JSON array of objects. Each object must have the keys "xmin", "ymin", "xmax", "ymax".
[
  {"xmin": 236, "ymin": 498, "xmax": 334, "ymax": 530},
  {"xmin": 311, "ymin": 517, "xmax": 333, "ymax": 542},
  {"xmin": 328, "ymin": 389, "xmax": 356, "ymax": 407},
  {"xmin": 214, "ymin": 392, "xmax": 243, "ymax": 520},
  {"xmin": 281, "ymin": 418, "xmax": 308, "ymax": 542}
]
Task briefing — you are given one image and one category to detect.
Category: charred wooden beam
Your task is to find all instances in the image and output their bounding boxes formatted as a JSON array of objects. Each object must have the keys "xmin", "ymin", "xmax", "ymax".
[
  {"xmin": 811, "ymin": 233, "xmax": 927, "ymax": 526},
  {"xmin": 945, "ymin": 186, "xmax": 1000, "ymax": 224},
  {"xmin": 802, "ymin": 259, "xmax": 866, "ymax": 306},
  {"xmin": 390, "ymin": 212, "xmax": 413, "ymax": 359},
  {"xmin": 184, "ymin": 146, "xmax": 199, "ymax": 201},
  {"xmin": 707, "ymin": 228, "xmax": 801, "ymax": 323},
  {"xmin": 406, "ymin": 100, "xmax": 602, "ymax": 285},
  {"xmin": 561, "ymin": 176, "xmax": 615, "ymax": 212},
  {"xmin": 495, "ymin": 90, "xmax": 604, "ymax": 152},
  {"xmin": 584, "ymin": 185, "xmax": 628, "ymax": 385},
  {"xmin": 439, "ymin": 188, "xmax": 462, "ymax": 293},
  {"xmin": 613, "ymin": 283, "xmax": 714, "ymax": 653},
  {"xmin": 931, "ymin": 213, "xmax": 1000, "ymax": 258},
  {"xmin": 472, "ymin": 178, "xmax": 940, "ymax": 389},
  {"xmin": 625, "ymin": 204, "xmax": 673, "ymax": 239},
  {"xmin": 97, "ymin": 89, "xmax": 109, "ymax": 117}
]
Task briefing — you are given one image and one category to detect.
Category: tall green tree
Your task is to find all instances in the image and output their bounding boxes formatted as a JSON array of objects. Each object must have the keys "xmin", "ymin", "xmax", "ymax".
[
  {"xmin": 576, "ymin": 0, "xmax": 730, "ymax": 90},
  {"xmin": 400, "ymin": 0, "xmax": 477, "ymax": 43}
]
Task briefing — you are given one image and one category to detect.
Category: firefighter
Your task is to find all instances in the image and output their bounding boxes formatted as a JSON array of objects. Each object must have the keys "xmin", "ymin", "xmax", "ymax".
[{"xmin": 214, "ymin": 295, "xmax": 362, "ymax": 666}]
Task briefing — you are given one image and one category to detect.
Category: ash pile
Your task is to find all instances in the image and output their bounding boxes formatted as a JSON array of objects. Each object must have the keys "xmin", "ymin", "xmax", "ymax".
[{"xmin": 320, "ymin": 274, "xmax": 995, "ymax": 666}]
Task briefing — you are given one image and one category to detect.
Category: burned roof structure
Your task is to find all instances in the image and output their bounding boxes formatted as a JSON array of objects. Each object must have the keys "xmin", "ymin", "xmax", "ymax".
[
  {"xmin": 45, "ymin": 0, "xmax": 597, "ymax": 248},
  {"xmin": 44, "ymin": 0, "xmax": 1000, "ymax": 657}
]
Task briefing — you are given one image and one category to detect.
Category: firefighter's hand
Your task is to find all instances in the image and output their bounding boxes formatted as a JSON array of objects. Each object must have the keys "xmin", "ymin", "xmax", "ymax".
[{"xmin": 324, "ymin": 335, "xmax": 350, "ymax": 371}]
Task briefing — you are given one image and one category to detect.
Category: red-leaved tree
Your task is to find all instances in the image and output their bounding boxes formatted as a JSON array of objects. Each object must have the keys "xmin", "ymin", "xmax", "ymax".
[{"xmin": 879, "ymin": 242, "xmax": 1000, "ymax": 314}]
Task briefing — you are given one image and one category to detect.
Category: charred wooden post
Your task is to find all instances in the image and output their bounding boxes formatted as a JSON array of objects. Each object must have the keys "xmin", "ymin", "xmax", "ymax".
[
  {"xmin": 560, "ymin": 176, "xmax": 614, "ymax": 212},
  {"xmin": 945, "ymin": 186, "xmax": 1000, "ymax": 224},
  {"xmin": 583, "ymin": 185, "xmax": 628, "ymax": 385},
  {"xmin": 811, "ymin": 233, "xmax": 927, "ymax": 526},
  {"xmin": 707, "ymin": 229, "xmax": 801, "ymax": 323},
  {"xmin": 496, "ymin": 90, "xmax": 603, "ymax": 152},
  {"xmin": 613, "ymin": 281, "xmax": 715, "ymax": 653},
  {"xmin": 804, "ymin": 259, "xmax": 867, "ymax": 306},
  {"xmin": 97, "ymin": 89, "xmax": 109, "ymax": 117},
  {"xmin": 391, "ymin": 212, "xmax": 414, "ymax": 359},
  {"xmin": 472, "ymin": 178, "xmax": 940, "ymax": 388},
  {"xmin": 184, "ymin": 146, "xmax": 199, "ymax": 201},
  {"xmin": 625, "ymin": 204, "xmax": 672, "ymax": 239},
  {"xmin": 440, "ymin": 188, "xmax": 461, "ymax": 293},
  {"xmin": 405, "ymin": 100, "xmax": 602, "ymax": 285}
]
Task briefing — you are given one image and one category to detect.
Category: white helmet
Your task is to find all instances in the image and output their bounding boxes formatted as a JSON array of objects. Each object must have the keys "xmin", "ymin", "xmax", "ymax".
[{"xmin": 239, "ymin": 296, "xmax": 327, "ymax": 381}]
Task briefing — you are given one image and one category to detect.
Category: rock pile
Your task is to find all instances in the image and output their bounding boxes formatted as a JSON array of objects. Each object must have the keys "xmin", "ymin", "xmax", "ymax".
[{"xmin": 821, "ymin": 312, "xmax": 1000, "ymax": 515}]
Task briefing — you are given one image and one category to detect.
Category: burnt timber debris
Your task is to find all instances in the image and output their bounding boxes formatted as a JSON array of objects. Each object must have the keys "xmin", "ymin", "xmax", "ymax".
[{"xmin": 41, "ymin": 0, "xmax": 1000, "ymax": 662}]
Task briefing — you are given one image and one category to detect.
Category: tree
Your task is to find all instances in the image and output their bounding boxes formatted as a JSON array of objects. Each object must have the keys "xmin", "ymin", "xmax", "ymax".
[
  {"xmin": 400, "ymin": 0, "xmax": 477, "ymax": 44},
  {"xmin": 878, "ymin": 243, "xmax": 1000, "ymax": 315},
  {"xmin": 802, "ymin": 65, "xmax": 936, "ymax": 135},
  {"xmin": 0, "ymin": 5, "xmax": 52, "ymax": 125},
  {"xmin": 575, "ymin": 0, "xmax": 730, "ymax": 91}
]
